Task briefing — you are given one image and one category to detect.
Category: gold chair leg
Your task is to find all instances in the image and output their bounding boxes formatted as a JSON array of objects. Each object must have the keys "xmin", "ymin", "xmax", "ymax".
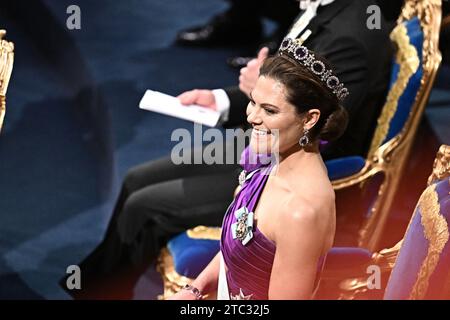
[
  {"xmin": 0, "ymin": 96, "xmax": 5, "ymax": 133},
  {"xmin": 156, "ymin": 247, "xmax": 193, "ymax": 300}
]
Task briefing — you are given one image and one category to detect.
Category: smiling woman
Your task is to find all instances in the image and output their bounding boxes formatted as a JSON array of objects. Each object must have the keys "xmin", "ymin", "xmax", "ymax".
[
  {"xmin": 251, "ymin": 51, "xmax": 348, "ymax": 154},
  {"xmin": 169, "ymin": 39, "xmax": 349, "ymax": 300}
]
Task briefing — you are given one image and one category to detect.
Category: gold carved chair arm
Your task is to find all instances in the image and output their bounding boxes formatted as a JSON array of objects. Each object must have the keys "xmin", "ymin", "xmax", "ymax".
[
  {"xmin": 186, "ymin": 226, "xmax": 222, "ymax": 240},
  {"xmin": 371, "ymin": 239, "xmax": 403, "ymax": 272},
  {"xmin": 157, "ymin": 226, "xmax": 221, "ymax": 299},
  {"xmin": 0, "ymin": 29, "xmax": 14, "ymax": 132},
  {"xmin": 156, "ymin": 247, "xmax": 192, "ymax": 299},
  {"xmin": 338, "ymin": 240, "xmax": 402, "ymax": 299},
  {"xmin": 427, "ymin": 145, "xmax": 450, "ymax": 185},
  {"xmin": 328, "ymin": 143, "xmax": 450, "ymax": 299},
  {"xmin": 331, "ymin": 159, "xmax": 382, "ymax": 191}
]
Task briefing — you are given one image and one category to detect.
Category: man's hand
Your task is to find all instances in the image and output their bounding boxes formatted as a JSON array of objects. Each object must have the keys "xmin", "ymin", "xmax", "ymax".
[
  {"xmin": 239, "ymin": 47, "xmax": 269, "ymax": 97},
  {"xmin": 178, "ymin": 89, "xmax": 217, "ymax": 110}
]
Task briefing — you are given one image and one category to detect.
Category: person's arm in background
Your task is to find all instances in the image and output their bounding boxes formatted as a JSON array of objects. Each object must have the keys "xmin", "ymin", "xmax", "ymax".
[
  {"xmin": 177, "ymin": 88, "xmax": 232, "ymax": 125},
  {"xmin": 176, "ymin": 86, "xmax": 246, "ymax": 128},
  {"xmin": 178, "ymin": 47, "xmax": 269, "ymax": 128},
  {"xmin": 221, "ymin": 86, "xmax": 250, "ymax": 128},
  {"xmin": 223, "ymin": 47, "xmax": 269, "ymax": 128}
]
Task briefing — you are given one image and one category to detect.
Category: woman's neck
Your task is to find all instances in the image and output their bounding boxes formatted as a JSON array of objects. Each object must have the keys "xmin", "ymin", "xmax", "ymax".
[{"xmin": 274, "ymin": 142, "xmax": 321, "ymax": 179}]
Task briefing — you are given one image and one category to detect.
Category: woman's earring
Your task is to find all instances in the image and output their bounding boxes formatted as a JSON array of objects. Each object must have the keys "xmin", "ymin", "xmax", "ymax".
[{"xmin": 299, "ymin": 129, "xmax": 309, "ymax": 147}]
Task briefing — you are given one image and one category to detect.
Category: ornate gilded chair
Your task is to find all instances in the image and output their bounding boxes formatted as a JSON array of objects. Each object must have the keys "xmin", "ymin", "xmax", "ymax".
[
  {"xmin": 328, "ymin": 0, "xmax": 442, "ymax": 250},
  {"xmin": 157, "ymin": 0, "xmax": 444, "ymax": 298},
  {"xmin": 157, "ymin": 227, "xmax": 221, "ymax": 298},
  {"xmin": 161, "ymin": 145, "xmax": 450, "ymax": 299},
  {"xmin": 384, "ymin": 157, "xmax": 450, "ymax": 299},
  {"xmin": 159, "ymin": 145, "xmax": 450, "ymax": 299},
  {"xmin": 0, "ymin": 30, "xmax": 14, "ymax": 133},
  {"xmin": 319, "ymin": 144, "xmax": 450, "ymax": 299}
]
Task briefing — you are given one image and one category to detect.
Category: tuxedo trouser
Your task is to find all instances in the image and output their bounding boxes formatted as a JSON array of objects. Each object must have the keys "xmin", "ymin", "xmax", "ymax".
[{"xmin": 69, "ymin": 140, "xmax": 243, "ymax": 298}]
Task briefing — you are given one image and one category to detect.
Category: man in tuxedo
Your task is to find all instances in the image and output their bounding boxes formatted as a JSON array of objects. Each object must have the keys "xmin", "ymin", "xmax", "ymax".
[
  {"xmin": 70, "ymin": 0, "xmax": 393, "ymax": 299},
  {"xmin": 182, "ymin": 0, "xmax": 393, "ymax": 159},
  {"xmin": 175, "ymin": 0, "xmax": 300, "ymax": 67},
  {"xmin": 175, "ymin": 0, "xmax": 299, "ymax": 49}
]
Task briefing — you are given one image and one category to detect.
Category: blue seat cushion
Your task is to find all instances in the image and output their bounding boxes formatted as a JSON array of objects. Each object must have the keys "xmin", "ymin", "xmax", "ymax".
[
  {"xmin": 324, "ymin": 247, "xmax": 372, "ymax": 273},
  {"xmin": 168, "ymin": 234, "xmax": 373, "ymax": 279},
  {"xmin": 167, "ymin": 155, "xmax": 368, "ymax": 278},
  {"xmin": 325, "ymin": 156, "xmax": 366, "ymax": 180},
  {"xmin": 167, "ymin": 231, "xmax": 220, "ymax": 278}
]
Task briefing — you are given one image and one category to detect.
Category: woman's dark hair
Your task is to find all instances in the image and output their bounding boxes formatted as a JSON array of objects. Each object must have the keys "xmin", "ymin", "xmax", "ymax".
[{"xmin": 259, "ymin": 54, "xmax": 349, "ymax": 142}]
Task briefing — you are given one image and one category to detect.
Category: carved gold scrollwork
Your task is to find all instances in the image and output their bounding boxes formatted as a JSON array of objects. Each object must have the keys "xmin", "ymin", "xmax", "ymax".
[
  {"xmin": 157, "ymin": 0, "xmax": 445, "ymax": 298},
  {"xmin": 356, "ymin": 0, "xmax": 442, "ymax": 250},
  {"xmin": 157, "ymin": 226, "xmax": 221, "ymax": 299},
  {"xmin": 339, "ymin": 145, "xmax": 449, "ymax": 300},
  {"xmin": 427, "ymin": 145, "xmax": 450, "ymax": 185},
  {"xmin": 367, "ymin": 24, "xmax": 420, "ymax": 158},
  {"xmin": 372, "ymin": 239, "xmax": 403, "ymax": 271},
  {"xmin": 186, "ymin": 226, "xmax": 222, "ymax": 240},
  {"xmin": 156, "ymin": 248, "xmax": 193, "ymax": 299},
  {"xmin": 0, "ymin": 29, "xmax": 14, "ymax": 132},
  {"xmin": 409, "ymin": 182, "xmax": 449, "ymax": 299},
  {"xmin": 399, "ymin": 0, "xmax": 442, "ymax": 73}
]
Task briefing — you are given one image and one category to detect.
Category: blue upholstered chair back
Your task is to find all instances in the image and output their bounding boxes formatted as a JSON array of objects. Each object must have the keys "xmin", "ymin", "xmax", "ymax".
[
  {"xmin": 366, "ymin": 16, "xmax": 424, "ymax": 157},
  {"xmin": 325, "ymin": 17, "xmax": 425, "ymax": 182},
  {"xmin": 384, "ymin": 177, "xmax": 450, "ymax": 299},
  {"xmin": 382, "ymin": 17, "xmax": 423, "ymax": 144},
  {"xmin": 338, "ymin": 8, "xmax": 442, "ymax": 250},
  {"xmin": 158, "ymin": 1, "xmax": 444, "ymax": 297}
]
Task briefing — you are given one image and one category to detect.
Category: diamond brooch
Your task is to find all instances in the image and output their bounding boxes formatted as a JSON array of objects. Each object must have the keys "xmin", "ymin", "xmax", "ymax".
[{"xmin": 231, "ymin": 206, "xmax": 254, "ymax": 246}]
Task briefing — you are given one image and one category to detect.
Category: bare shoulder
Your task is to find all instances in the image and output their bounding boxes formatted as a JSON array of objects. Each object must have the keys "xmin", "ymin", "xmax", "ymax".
[
  {"xmin": 284, "ymin": 183, "xmax": 335, "ymax": 219},
  {"xmin": 281, "ymin": 195, "xmax": 329, "ymax": 225},
  {"xmin": 276, "ymin": 190, "xmax": 335, "ymax": 242}
]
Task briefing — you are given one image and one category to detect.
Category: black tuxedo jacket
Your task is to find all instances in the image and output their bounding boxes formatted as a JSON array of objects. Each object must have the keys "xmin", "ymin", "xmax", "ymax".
[{"xmin": 223, "ymin": 0, "xmax": 393, "ymax": 159}]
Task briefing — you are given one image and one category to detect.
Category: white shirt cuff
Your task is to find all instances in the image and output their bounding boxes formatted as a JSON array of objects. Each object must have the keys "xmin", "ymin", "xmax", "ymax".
[{"xmin": 212, "ymin": 89, "xmax": 230, "ymax": 124}]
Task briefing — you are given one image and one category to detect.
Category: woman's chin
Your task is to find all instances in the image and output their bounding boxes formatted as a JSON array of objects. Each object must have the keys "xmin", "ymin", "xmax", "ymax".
[{"xmin": 249, "ymin": 138, "xmax": 272, "ymax": 155}]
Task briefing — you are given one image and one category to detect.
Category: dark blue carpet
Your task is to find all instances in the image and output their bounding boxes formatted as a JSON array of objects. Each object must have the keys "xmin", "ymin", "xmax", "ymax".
[
  {"xmin": 0, "ymin": 0, "xmax": 448, "ymax": 300},
  {"xmin": 0, "ymin": 0, "xmax": 242, "ymax": 299}
]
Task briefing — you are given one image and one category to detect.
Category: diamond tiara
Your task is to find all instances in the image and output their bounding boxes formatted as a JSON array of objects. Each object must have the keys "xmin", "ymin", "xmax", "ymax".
[{"xmin": 278, "ymin": 37, "xmax": 349, "ymax": 101}]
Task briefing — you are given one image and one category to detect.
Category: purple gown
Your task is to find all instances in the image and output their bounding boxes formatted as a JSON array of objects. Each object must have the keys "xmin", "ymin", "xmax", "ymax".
[{"xmin": 220, "ymin": 147, "xmax": 326, "ymax": 300}]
